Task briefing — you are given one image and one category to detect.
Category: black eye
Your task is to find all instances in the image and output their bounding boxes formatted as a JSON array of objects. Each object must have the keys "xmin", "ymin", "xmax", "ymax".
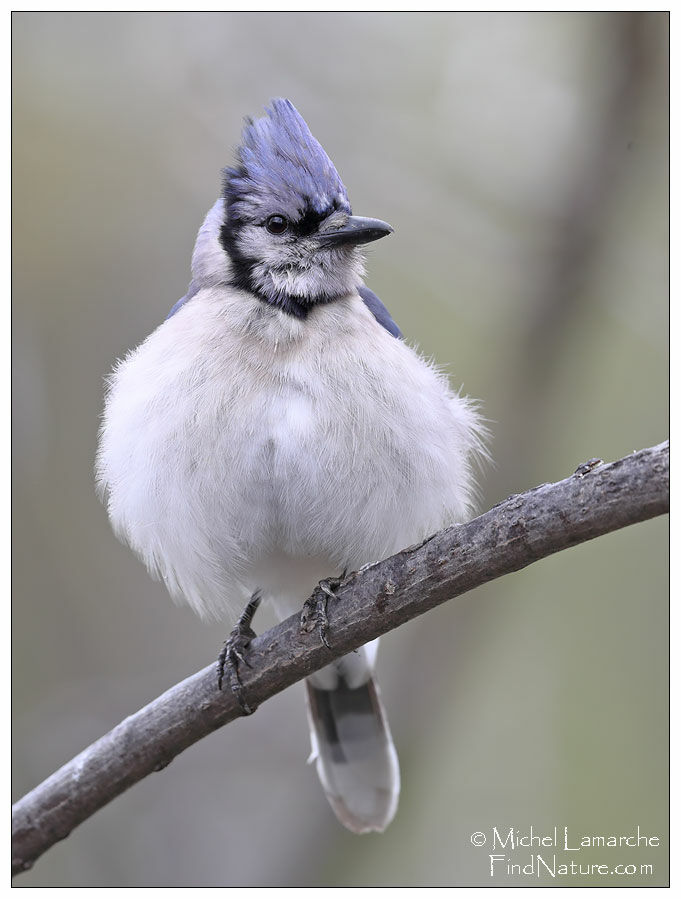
[{"xmin": 266, "ymin": 215, "xmax": 288, "ymax": 235}]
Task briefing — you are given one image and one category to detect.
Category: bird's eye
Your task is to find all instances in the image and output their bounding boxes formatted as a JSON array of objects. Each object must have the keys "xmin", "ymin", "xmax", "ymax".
[{"xmin": 266, "ymin": 215, "xmax": 289, "ymax": 235}]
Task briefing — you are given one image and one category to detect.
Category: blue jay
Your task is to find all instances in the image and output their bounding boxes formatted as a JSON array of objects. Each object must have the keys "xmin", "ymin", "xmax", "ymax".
[{"xmin": 96, "ymin": 99, "xmax": 486, "ymax": 834}]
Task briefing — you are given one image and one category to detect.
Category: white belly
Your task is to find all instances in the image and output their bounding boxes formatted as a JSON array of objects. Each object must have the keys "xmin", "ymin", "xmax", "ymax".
[{"xmin": 96, "ymin": 288, "xmax": 484, "ymax": 621}]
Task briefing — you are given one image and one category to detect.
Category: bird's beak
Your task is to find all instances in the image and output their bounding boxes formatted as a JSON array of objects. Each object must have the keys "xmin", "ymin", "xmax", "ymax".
[{"xmin": 317, "ymin": 215, "xmax": 394, "ymax": 248}]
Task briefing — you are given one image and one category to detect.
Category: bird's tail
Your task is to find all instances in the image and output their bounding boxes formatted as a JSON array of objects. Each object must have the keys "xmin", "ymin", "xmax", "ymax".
[{"xmin": 304, "ymin": 643, "xmax": 400, "ymax": 834}]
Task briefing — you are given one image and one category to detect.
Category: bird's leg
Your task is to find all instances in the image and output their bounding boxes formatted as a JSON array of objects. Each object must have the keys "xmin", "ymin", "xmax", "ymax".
[
  {"xmin": 217, "ymin": 590, "xmax": 262, "ymax": 715},
  {"xmin": 300, "ymin": 571, "xmax": 347, "ymax": 649}
]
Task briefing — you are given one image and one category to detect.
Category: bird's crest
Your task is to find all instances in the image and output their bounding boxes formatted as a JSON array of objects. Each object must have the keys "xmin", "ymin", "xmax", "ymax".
[{"xmin": 223, "ymin": 99, "xmax": 351, "ymax": 225}]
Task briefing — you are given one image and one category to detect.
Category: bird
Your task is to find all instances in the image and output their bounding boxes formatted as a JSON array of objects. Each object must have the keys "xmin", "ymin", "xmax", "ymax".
[{"xmin": 96, "ymin": 98, "xmax": 486, "ymax": 834}]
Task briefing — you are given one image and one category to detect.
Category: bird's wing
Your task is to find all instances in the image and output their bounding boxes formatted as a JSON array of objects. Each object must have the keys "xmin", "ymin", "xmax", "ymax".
[
  {"xmin": 166, "ymin": 279, "xmax": 201, "ymax": 320},
  {"xmin": 357, "ymin": 285, "xmax": 402, "ymax": 339}
]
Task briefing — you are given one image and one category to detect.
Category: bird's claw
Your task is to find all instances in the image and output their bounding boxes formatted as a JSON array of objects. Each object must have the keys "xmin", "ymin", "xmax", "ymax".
[
  {"xmin": 217, "ymin": 591, "xmax": 261, "ymax": 715},
  {"xmin": 301, "ymin": 592, "xmax": 331, "ymax": 649},
  {"xmin": 300, "ymin": 573, "xmax": 345, "ymax": 649}
]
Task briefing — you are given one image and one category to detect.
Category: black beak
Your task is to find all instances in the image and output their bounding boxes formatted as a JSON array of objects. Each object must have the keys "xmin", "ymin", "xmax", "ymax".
[{"xmin": 317, "ymin": 215, "xmax": 393, "ymax": 248}]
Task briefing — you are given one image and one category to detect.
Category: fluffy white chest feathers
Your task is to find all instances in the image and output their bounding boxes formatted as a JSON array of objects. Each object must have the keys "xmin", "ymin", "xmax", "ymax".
[{"xmin": 96, "ymin": 287, "xmax": 483, "ymax": 621}]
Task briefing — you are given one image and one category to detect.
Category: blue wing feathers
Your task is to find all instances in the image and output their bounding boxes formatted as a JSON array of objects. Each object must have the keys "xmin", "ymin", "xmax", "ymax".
[
  {"xmin": 358, "ymin": 285, "xmax": 402, "ymax": 339},
  {"xmin": 166, "ymin": 279, "xmax": 201, "ymax": 320}
]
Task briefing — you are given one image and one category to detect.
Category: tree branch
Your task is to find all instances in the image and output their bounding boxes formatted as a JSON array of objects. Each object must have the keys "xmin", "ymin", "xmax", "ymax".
[{"xmin": 12, "ymin": 440, "xmax": 669, "ymax": 876}]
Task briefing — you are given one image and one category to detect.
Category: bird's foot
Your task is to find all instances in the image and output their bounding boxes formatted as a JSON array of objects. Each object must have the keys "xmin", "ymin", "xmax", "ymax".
[
  {"xmin": 300, "ymin": 572, "xmax": 346, "ymax": 649},
  {"xmin": 217, "ymin": 590, "xmax": 262, "ymax": 715}
]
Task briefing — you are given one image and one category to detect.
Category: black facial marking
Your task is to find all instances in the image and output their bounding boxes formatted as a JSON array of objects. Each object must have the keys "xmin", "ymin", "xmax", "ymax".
[
  {"xmin": 220, "ymin": 169, "xmax": 355, "ymax": 319},
  {"xmin": 219, "ymin": 220, "xmax": 254, "ymax": 291},
  {"xmin": 219, "ymin": 219, "xmax": 347, "ymax": 320},
  {"xmin": 295, "ymin": 204, "xmax": 333, "ymax": 237}
]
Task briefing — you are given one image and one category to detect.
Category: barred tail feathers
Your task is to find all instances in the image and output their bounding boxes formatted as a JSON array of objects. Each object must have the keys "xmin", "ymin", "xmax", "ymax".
[{"xmin": 305, "ymin": 667, "xmax": 400, "ymax": 834}]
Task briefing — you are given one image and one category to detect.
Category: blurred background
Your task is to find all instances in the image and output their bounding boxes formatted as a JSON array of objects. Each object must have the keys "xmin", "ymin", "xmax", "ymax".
[{"xmin": 12, "ymin": 12, "xmax": 668, "ymax": 888}]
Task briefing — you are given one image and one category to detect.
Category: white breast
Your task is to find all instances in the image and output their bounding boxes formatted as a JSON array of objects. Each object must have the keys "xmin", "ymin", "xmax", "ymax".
[{"xmin": 96, "ymin": 287, "xmax": 485, "ymax": 621}]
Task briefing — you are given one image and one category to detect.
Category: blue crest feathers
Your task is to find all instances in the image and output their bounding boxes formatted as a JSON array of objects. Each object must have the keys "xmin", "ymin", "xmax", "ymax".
[{"xmin": 223, "ymin": 99, "xmax": 351, "ymax": 223}]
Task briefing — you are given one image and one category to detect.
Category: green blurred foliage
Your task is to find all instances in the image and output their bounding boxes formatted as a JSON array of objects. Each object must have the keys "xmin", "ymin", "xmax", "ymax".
[{"xmin": 13, "ymin": 11, "xmax": 668, "ymax": 888}]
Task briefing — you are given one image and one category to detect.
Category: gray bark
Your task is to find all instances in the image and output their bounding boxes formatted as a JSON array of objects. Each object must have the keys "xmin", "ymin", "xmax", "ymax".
[{"xmin": 12, "ymin": 440, "xmax": 669, "ymax": 876}]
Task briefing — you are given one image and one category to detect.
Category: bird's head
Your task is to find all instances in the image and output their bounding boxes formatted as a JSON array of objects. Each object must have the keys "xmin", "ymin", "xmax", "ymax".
[{"xmin": 219, "ymin": 99, "xmax": 392, "ymax": 319}]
